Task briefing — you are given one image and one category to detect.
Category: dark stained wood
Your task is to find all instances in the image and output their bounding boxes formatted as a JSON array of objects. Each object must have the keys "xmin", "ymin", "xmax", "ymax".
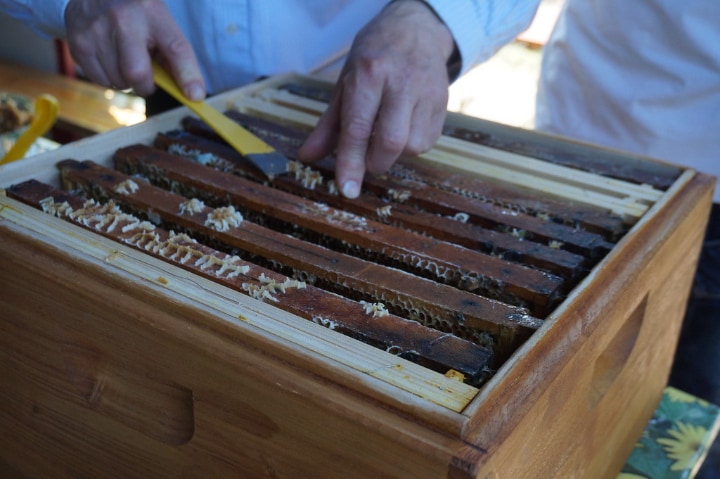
[
  {"xmin": 57, "ymin": 160, "xmax": 541, "ymax": 364},
  {"xmin": 0, "ymin": 72, "xmax": 711, "ymax": 479},
  {"xmin": 183, "ymin": 112, "xmax": 620, "ymax": 251},
  {"xmin": 441, "ymin": 123, "xmax": 680, "ymax": 191},
  {"xmin": 161, "ymin": 122, "xmax": 590, "ymax": 280},
  {"xmin": 7, "ymin": 179, "xmax": 494, "ymax": 383},
  {"xmin": 274, "ymin": 80, "xmax": 682, "ymax": 191},
  {"xmin": 115, "ymin": 143, "xmax": 566, "ymax": 317}
]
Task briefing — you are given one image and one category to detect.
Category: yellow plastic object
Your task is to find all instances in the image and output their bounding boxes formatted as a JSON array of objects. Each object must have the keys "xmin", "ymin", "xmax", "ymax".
[
  {"xmin": 0, "ymin": 94, "xmax": 59, "ymax": 165},
  {"xmin": 151, "ymin": 62, "xmax": 288, "ymax": 177}
]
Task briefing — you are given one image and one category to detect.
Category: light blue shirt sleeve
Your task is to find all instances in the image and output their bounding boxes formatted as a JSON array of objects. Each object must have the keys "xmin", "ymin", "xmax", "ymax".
[
  {"xmin": 423, "ymin": 0, "xmax": 541, "ymax": 75},
  {"xmin": 0, "ymin": 0, "xmax": 69, "ymax": 38},
  {"xmin": 167, "ymin": 1, "xmax": 388, "ymax": 94},
  {"xmin": 0, "ymin": 0, "xmax": 540, "ymax": 91}
]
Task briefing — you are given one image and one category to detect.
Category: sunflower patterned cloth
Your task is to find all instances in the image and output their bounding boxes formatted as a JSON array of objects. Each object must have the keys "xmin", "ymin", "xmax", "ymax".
[{"xmin": 619, "ymin": 387, "xmax": 720, "ymax": 479}]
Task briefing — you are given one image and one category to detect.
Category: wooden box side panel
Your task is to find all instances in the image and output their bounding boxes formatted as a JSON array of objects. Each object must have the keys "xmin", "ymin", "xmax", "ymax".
[
  {"xmin": 459, "ymin": 173, "xmax": 715, "ymax": 478},
  {"xmin": 0, "ymin": 195, "xmax": 479, "ymax": 416},
  {"xmin": 0, "ymin": 222, "xmax": 472, "ymax": 479}
]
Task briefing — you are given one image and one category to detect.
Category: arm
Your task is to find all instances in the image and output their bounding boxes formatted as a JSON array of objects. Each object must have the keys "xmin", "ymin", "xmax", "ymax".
[
  {"xmin": 424, "ymin": 0, "xmax": 541, "ymax": 77},
  {"xmin": 0, "ymin": 0, "xmax": 205, "ymax": 101},
  {"xmin": 0, "ymin": 0, "xmax": 68, "ymax": 38},
  {"xmin": 299, "ymin": 0, "xmax": 453, "ymax": 199},
  {"xmin": 299, "ymin": 0, "xmax": 540, "ymax": 199},
  {"xmin": 63, "ymin": 0, "xmax": 204, "ymax": 100}
]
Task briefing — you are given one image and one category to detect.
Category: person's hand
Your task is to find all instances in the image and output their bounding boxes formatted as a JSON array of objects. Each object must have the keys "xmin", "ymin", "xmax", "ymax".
[
  {"xmin": 298, "ymin": 0, "xmax": 456, "ymax": 199},
  {"xmin": 64, "ymin": 0, "xmax": 205, "ymax": 100}
]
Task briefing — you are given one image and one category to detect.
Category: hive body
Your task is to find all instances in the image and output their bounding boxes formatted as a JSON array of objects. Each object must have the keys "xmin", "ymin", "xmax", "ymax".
[{"xmin": 0, "ymin": 75, "xmax": 714, "ymax": 478}]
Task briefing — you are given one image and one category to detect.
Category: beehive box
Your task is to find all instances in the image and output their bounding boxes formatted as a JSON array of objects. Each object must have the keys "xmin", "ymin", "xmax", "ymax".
[{"xmin": 0, "ymin": 75, "xmax": 714, "ymax": 479}]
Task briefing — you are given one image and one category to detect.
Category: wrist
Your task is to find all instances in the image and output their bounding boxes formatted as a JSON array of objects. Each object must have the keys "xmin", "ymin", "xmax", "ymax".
[{"xmin": 389, "ymin": 0, "xmax": 460, "ymax": 80}]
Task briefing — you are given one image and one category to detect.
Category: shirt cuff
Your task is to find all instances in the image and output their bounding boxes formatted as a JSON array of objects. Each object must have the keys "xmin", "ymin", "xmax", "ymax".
[
  {"xmin": 2, "ymin": 0, "xmax": 70, "ymax": 38},
  {"xmin": 422, "ymin": 0, "xmax": 540, "ymax": 77}
]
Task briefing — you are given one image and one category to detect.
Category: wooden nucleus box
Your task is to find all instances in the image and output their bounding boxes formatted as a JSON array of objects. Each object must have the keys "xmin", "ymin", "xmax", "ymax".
[{"xmin": 0, "ymin": 75, "xmax": 715, "ymax": 479}]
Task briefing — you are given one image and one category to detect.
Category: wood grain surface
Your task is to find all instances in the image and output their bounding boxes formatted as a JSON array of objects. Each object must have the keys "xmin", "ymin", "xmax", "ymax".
[
  {"xmin": 0, "ymin": 59, "xmax": 143, "ymax": 136},
  {"xmin": 0, "ymin": 73, "xmax": 713, "ymax": 478}
]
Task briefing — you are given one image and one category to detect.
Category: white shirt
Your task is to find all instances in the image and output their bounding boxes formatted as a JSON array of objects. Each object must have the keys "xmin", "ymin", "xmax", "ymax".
[
  {"xmin": 0, "ymin": 0, "xmax": 539, "ymax": 93},
  {"xmin": 536, "ymin": 0, "xmax": 720, "ymax": 201}
]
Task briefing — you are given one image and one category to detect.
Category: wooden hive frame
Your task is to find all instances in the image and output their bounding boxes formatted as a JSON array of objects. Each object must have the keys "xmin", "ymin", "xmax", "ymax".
[{"xmin": 0, "ymin": 74, "xmax": 715, "ymax": 478}]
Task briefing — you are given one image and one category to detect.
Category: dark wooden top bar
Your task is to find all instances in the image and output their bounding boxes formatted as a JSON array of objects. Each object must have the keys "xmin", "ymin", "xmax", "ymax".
[
  {"xmin": 115, "ymin": 143, "xmax": 566, "ymax": 317},
  {"xmin": 57, "ymin": 159, "xmax": 541, "ymax": 364},
  {"xmin": 7, "ymin": 179, "xmax": 495, "ymax": 384},
  {"xmin": 157, "ymin": 127, "xmax": 589, "ymax": 282}
]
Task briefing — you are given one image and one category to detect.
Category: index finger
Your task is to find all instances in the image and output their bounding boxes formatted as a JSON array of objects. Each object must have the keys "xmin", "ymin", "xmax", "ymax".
[
  {"xmin": 335, "ymin": 73, "xmax": 383, "ymax": 198},
  {"xmin": 152, "ymin": 16, "xmax": 205, "ymax": 100}
]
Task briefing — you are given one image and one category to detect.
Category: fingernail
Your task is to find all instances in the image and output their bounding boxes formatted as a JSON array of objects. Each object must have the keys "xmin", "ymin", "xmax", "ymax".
[
  {"xmin": 186, "ymin": 84, "xmax": 205, "ymax": 101},
  {"xmin": 341, "ymin": 180, "xmax": 361, "ymax": 199}
]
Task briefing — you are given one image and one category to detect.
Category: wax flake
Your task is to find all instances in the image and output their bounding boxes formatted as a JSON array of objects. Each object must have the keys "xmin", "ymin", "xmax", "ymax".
[
  {"xmin": 549, "ymin": 240, "xmax": 564, "ymax": 249},
  {"xmin": 288, "ymin": 160, "xmax": 323, "ymax": 190},
  {"xmin": 178, "ymin": 198, "xmax": 205, "ymax": 215},
  {"xmin": 205, "ymin": 206, "xmax": 243, "ymax": 232},
  {"xmin": 168, "ymin": 144, "xmax": 232, "ymax": 171},
  {"xmin": 39, "ymin": 197, "xmax": 250, "ymax": 281},
  {"xmin": 388, "ymin": 188, "xmax": 411, "ymax": 202},
  {"xmin": 40, "ymin": 197, "xmax": 73, "ymax": 217},
  {"xmin": 376, "ymin": 205, "xmax": 392, "ymax": 218},
  {"xmin": 359, "ymin": 300, "xmax": 389, "ymax": 318},
  {"xmin": 114, "ymin": 179, "xmax": 139, "ymax": 195},
  {"xmin": 449, "ymin": 212, "xmax": 469, "ymax": 223},
  {"xmin": 312, "ymin": 316, "xmax": 339, "ymax": 330},
  {"xmin": 241, "ymin": 274, "xmax": 306, "ymax": 303}
]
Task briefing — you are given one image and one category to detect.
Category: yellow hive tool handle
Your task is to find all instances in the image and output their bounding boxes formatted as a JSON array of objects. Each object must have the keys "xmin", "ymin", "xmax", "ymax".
[
  {"xmin": 151, "ymin": 62, "xmax": 275, "ymax": 156},
  {"xmin": 0, "ymin": 94, "xmax": 59, "ymax": 166}
]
